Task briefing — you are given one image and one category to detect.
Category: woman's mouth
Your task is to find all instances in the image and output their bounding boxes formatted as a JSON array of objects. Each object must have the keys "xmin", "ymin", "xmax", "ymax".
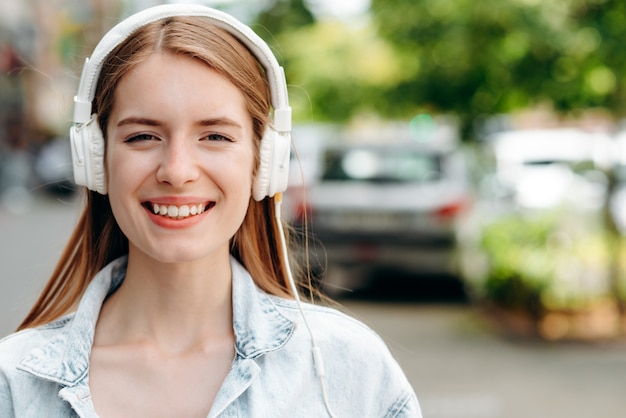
[{"xmin": 143, "ymin": 202, "xmax": 215, "ymax": 219}]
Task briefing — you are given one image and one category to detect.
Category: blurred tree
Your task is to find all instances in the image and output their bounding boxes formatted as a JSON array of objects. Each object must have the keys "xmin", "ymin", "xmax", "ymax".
[
  {"xmin": 370, "ymin": 0, "xmax": 626, "ymax": 138},
  {"xmin": 255, "ymin": 0, "xmax": 315, "ymax": 34},
  {"xmin": 570, "ymin": 0, "xmax": 626, "ymax": 322},
  {"xmin": 570, "ymin": 0, "xmax": 626, "ymax": 319},
  {"xmin": 569, "ymin": 0, "xmax": 626, "ymax": 115},
  {"xmin": 254, "ymin": 0, "xmax": 418, "ymax": 123},
  {"xmin": 270, "ymin": 20, "xmax": 410, "ymax": 121}
]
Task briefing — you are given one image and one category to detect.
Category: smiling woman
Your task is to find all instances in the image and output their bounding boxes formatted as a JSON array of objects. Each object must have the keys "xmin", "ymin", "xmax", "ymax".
[{"xmin": 0, "ymin": 4, "xmax": 420, "ymax": 418}]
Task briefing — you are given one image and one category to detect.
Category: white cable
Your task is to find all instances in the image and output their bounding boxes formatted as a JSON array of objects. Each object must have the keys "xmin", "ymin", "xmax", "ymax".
[{"xmin": 274, "ymin": 193, "xmax": 337, "ymax": 418}]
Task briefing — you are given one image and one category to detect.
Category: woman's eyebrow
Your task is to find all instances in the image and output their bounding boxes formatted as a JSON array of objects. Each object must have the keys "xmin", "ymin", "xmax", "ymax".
[
  {"xmin": 197, "ymin": 117, "xmax": 243, "ymax": 130},
  {"xmin": 117, "ymin": 117, "xmax": 161, "ymax": 127},
  {"xmin": 116, "ymin": 116, "xmax": 243, "ymax": 130}
]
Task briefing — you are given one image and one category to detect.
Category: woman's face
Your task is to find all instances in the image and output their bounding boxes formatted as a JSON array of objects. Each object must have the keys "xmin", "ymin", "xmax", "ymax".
[{"xmin": 105, "ymin": 52, "xmax": 255, "ymax": 265}]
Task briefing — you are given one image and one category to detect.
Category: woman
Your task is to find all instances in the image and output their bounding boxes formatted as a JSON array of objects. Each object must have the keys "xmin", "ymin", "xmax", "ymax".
[{"xmin": 0, "ymin": 5, "xmax": 421, "ymax": 417}]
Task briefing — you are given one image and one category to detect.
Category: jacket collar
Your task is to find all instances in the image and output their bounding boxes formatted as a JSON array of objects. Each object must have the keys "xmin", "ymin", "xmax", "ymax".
[
  {"xmin": 18, "ymin": 255, "xmax": 295, "ymax": 386},
  {"xmin": 231, "ymin": 257, "xmax": 295, "ymax": 359}
]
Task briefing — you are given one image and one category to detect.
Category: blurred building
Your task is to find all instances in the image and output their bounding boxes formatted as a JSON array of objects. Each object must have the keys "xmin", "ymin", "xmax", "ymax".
[{"xmin": 0, "ymin": 0, "xmax": 123, "ymax": 207}]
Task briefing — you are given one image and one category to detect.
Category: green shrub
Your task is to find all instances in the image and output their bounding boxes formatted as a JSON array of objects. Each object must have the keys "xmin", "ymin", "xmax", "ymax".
[{"xmin": 477, "ymin": 208, "xmax": 619, "ymax": 312}]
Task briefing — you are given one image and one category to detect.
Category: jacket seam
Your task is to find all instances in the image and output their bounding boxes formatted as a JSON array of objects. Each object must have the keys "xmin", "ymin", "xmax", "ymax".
[
  {"xmin": 383, "ymin": 389, "xmax": 413, "ymax": 418},
  {"xmin": 269, "ymin": 297, "xmax": 384, "ymax": 338}
]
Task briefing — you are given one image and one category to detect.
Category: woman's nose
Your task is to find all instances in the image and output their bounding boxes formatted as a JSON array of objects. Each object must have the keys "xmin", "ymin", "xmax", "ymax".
[{"xmin": 155, "ymin": 140, "xmax": 200, "ymax": 187}]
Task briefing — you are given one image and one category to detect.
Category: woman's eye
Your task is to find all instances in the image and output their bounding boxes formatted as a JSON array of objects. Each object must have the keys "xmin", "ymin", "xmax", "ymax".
[
  {"xmin": 125, "ymin": 133, "xmax": 157, "ymax": 143},
  {"xmin": 204, "ymin": 133, "xmax": 232, "ymax": 142}
]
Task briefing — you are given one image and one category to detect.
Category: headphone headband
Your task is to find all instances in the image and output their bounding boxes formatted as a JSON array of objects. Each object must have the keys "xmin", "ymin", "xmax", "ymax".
[{"xmin": 72, "ymin": 3, "xmax": 291, "ymax": 132}]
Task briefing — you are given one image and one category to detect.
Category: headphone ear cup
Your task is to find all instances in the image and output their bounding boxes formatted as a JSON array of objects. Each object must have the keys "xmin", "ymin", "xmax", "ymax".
[
  {"xmin": 253, "ymin": 130, "xmax": 273, "ymax": 201},
  {"xmin": 69, "ymin": 115, "xmax": 107, "ymax": 194},
  {"xmin": 252, "ymin": 128, "xmax": 291, "ymax": 201}
]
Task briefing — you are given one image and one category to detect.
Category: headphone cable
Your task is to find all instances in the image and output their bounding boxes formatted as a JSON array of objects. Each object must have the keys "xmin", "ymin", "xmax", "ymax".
[{"xmin": 274, "ymin": 193, "xmax": 338, "ymax": 418}]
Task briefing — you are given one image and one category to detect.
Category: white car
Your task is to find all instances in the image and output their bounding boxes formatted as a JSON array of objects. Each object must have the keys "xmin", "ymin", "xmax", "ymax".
[
  {"xmin": 482, "ymin": 128, "xmax": 611, "ymax": 211},
  {"xmin": 287, "ymin": 139, "xmax": 473, "ymax": 294}
]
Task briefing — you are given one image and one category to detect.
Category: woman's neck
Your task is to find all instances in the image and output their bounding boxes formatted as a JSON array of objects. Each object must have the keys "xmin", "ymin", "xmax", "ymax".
[{"xmin": 95, "ymin": 247, "xmax": 234, "ymax": 354}]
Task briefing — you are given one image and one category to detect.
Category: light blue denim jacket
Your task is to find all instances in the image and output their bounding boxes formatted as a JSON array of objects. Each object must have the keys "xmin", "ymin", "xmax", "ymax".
[{"xmin": 0, "ymin": 256, "xmax": 421, "ymax": 417}]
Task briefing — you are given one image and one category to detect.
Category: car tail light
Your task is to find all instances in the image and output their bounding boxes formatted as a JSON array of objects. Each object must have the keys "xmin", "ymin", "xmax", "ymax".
[
  {"xmin": 286, "ymin": 185, "xmax": 312, "ymax": 225},
  {"xmin": 435, "ymin": 197, "xmax": 469, "ymax": 220},
  {"xmin": 294, "ymin": 201, "xmax": 313, "ymax": 224}
]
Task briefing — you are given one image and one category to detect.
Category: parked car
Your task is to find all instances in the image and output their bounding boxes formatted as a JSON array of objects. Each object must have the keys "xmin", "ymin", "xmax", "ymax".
[
  {"xmin": 480, "ymin": 128, "xmax": 611, "ymax": 211},
  {"xmin": 287, "ymin": 138, "xmax": 473, "ymax": 294}
]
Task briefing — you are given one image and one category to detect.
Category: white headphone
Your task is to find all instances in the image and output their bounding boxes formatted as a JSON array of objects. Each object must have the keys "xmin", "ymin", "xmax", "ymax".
[{"xmin": 70, "ymin": 3, "xmax": 291, "ymax": 201}]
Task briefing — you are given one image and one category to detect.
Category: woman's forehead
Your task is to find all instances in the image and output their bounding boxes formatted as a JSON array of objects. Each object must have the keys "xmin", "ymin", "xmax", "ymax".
[{"xmin": 109, "ymin": 53, "xmax": 252, "ymax": 132}]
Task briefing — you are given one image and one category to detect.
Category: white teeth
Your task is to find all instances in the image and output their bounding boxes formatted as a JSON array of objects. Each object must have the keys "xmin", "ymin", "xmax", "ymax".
[{"xmin": 150, "ymin": 203, "xmax": 207, "ymax": 219}]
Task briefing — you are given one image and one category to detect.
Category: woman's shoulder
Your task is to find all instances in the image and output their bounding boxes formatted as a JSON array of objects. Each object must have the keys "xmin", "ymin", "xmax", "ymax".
[
  {"xmin": 268, "ymin": 296, "xmax": 419, "ymax": 416},
  {"xmin": 269, "ymin": 296, "xmax": 397, "ymax": 362},
  {"xmin": 272, "ymin": 297, "xmax": 377, "ymax": 333}
]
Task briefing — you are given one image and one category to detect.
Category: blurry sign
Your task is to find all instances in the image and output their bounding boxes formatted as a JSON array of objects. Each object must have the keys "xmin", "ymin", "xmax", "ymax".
[{"xmin": 409, "ymin": 113, "xmax": 436, "ymax": 142}]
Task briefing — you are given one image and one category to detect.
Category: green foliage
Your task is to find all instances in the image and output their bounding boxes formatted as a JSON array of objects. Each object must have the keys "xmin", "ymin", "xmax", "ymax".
[
  {"xmin": 479, "ymin": 211, "xmax": 556, "ymax": 312},
  {"xmin": 255, "ymin": 0, "xmax": 315, "ymax": 34},
  {"xmin": 253, "ymin": 0, "xmax": 626, "ymax": 138},
  {"xmin": 370, "ymin": 0, "xmax": 626, "ymax": 137},
  {"xmin": 477, "ymin": 208, "xmax": 624, "ymax": 312},
  {"xmin": 273, "ymin": 21, "xmax": 410, "ymax": 121}
]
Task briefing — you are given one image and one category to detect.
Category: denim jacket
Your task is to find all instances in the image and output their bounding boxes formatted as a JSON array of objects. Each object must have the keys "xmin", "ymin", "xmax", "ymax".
[{"xmin": 0, "ymin": 256, "xmax": 421, "ymax": 417}]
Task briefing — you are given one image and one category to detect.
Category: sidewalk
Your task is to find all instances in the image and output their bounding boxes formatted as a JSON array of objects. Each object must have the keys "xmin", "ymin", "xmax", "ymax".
[{"xmin": 343, "ymin": 299, "xmax": 626, "ymax": 418}]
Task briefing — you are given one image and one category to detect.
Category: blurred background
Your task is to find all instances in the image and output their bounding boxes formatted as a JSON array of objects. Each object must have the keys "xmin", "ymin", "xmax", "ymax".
[{"xmin": 2, "ymin": 0, "xmax": 626, "ymax": 416}]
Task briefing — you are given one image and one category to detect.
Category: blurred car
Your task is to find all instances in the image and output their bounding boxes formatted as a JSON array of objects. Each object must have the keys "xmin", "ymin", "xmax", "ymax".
[
  {"xmin": 480, "ymin": 128, "xmax": 610, "ymax": 211},
  {"xmin": 288, "ymin": 138, "xmax": 473, "ymax": 294},
  {"xmin": 33, "ymin": 136, "xmax": 78, "ymax": 197}
]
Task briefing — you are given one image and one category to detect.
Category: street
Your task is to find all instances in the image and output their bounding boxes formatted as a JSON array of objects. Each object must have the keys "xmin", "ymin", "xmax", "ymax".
[{"xmin": 1, "ymin": 194, "xmax": 625, "ymax": 417}]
